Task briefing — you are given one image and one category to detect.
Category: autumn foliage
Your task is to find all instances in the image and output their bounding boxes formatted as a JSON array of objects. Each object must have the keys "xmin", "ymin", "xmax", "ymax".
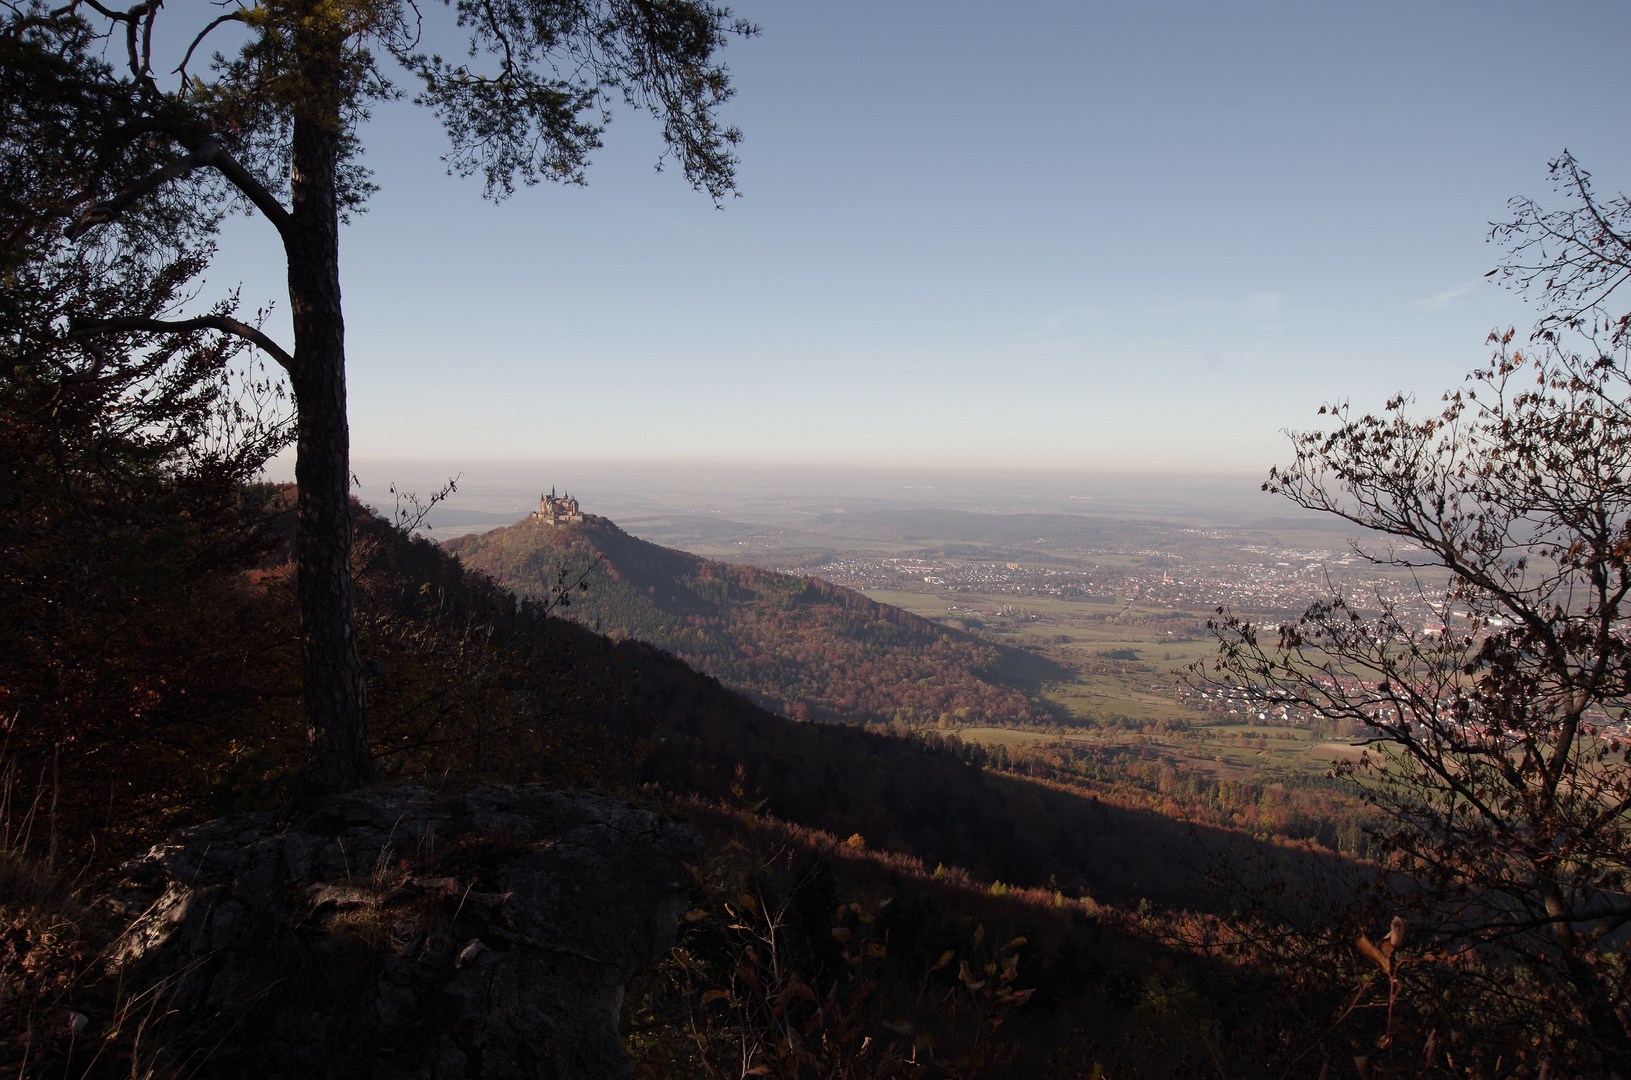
[{"xmin": 446, "ymin": 517, "xmax": 1047, "ymax": 727}]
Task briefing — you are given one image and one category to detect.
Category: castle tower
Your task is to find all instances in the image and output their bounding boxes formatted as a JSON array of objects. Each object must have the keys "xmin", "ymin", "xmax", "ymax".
[{"xmin": 531, "ymin": 485, "xmax": 586, "ymax": 526}]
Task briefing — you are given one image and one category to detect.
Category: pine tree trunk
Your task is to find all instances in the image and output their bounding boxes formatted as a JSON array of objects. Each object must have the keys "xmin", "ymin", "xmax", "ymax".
[{"xmin": 285, "ymin": 94, "xmax": 376, "ymax": 795}]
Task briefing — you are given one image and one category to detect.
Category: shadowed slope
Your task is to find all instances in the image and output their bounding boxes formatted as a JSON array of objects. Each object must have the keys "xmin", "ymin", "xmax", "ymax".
[{"xmin": 445, "ymin": 515, "xmax": 1066, "ymax": 725}]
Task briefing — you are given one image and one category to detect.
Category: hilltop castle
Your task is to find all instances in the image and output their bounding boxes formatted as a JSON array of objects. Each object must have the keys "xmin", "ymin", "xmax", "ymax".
[{"xmin": 531, "ymin": 487, "xmax": 585, "ymax": 526}]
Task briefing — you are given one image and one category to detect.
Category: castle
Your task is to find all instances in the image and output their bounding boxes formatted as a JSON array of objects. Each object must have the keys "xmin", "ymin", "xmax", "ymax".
[{"xmin": 531, "ymin": 487, "xmax": 585, "ymax": 526}]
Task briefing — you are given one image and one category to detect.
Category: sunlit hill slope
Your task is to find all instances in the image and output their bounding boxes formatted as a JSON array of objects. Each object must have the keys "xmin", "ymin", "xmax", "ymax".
[{"xmin": 443, "ymin": 514, "xmax": 1062, "ymax": 726}]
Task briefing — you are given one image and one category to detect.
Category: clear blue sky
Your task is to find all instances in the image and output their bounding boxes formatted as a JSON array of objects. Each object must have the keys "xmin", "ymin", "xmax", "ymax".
[{"xmin": 214, "ymin": 0, "xmax": 1631, "ymax": 478}]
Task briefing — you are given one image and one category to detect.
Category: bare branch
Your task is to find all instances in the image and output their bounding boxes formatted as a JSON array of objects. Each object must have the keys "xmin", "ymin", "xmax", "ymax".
[
  {"xmin": 77, "ymin": 0, "xmax": 130, "ymax": 21},
  {"xmin": 139, "ymin": 0, "xmax": 155, "ymax": 79},
  {"xmin": 175, "ymin": 10, "xmax": 245, "ymax": 85},
  {"xmin": 70, "ymin": 314, "xmax": 294, "ymax": 372},
  {"xmin": 122, "ymin": 2, "xmax": 138, "ymax": 74},
  {"xmin": 64, "ymin": 141, "xmax": 216, "ymax": 239},
  {"xmin": 206, "ymin": 142, "xmax": 295, "ymax": 237},
  {"xmin": 66, "ymin": 137, "xmax": 293, "ymax": 241},
  {"xmin": 117, "ymin": 1, "xmax": 157, "ymax": 84}
]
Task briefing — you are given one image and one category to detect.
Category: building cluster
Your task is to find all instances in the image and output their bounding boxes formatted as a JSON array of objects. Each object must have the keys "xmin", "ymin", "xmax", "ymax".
[
  {"xmin": 785, "ymin": 550, "xmax": 1423, "ymax": 619},
  {"xmin": 1175, "ymin": 678, "xmax": 1631, "ymax": 743},
  {"xmin": 1176, "ymin": 684, "xmax": 1325, "ymax": 727},
  {"xmin": 788, "ymin": 557, "xmax": 1112, "ymax": 598},
  {"xmin": 844, "ymin": 544, "xmax": 1455, "ymax": 626},
  {"xmin": 531, "ymin": 487, "xmax": 585, "ymax": 526},
  {"xmin": 751, "ymin": 527, "xmax": 1631, "ymax": 745}
]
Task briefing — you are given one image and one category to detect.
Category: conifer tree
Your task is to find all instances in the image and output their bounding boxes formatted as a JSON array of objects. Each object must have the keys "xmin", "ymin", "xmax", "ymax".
[
  {"xmin": 15, "ymin": 0, "xmax": 753, "ymax": 795},
  {"xmin": 2, "ymin": 11, "xmax": 294, "ymax": 841}
]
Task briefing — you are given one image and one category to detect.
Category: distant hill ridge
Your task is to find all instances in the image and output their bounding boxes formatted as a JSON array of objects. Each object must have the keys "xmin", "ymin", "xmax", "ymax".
[{"xmin": 443, "ymin": 514, "xmax": 1057, "ymax": 726}]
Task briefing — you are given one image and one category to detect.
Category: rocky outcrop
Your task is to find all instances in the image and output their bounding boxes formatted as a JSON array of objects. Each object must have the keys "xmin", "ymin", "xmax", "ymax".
[{"xmin": 106, "ymin": 785, "xmax": 697, "ymax": 1080}]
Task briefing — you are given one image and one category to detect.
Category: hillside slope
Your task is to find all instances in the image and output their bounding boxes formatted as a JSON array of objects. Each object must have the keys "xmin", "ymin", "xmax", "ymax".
[{"xmin": 443, "ymin": 514, "xmax": 1061, "ymax": 725}]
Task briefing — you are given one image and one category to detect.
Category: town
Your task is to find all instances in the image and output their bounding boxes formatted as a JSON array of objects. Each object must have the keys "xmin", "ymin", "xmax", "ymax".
[{"xmin": 777, "ymin": 540, "xmax": 1451, "ymax": 624}]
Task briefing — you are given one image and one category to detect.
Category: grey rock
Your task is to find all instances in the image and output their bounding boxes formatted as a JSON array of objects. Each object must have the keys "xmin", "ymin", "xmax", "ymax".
[{"xmin": 107, "ymin": 786, "xmax": 697, "ymax": 1080}]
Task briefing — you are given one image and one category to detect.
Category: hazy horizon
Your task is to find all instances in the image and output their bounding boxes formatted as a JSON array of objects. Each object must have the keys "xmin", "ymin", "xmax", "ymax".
[
  {"xmin": 321, "ymin": 457, "xmax": 1319, "ymax": 540},
  {"xmin": 207, "ymin": 0, "xmax": 1631, "ymax": 475}
]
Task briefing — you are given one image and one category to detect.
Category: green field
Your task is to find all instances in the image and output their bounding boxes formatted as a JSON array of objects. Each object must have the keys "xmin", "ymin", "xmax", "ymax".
[
  {"xmin": 621, "ymin": 507, "xmax": 1414, "ymax": 789},
  {"xmin": 881, "ymin": 575, "xmax": 1405, "ymax": 791},
  {"xmin": 950, "ymin": 724, "xmax": 1366, "ymax": 783},
  {"xmin": 863, "ymin": 587, "xmax": 1211, "ymax": 725}
]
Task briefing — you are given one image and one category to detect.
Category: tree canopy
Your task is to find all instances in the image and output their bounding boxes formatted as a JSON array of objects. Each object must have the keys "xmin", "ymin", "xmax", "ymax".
[{"xmin": 11, "ymin": 0, "xmax": 755, "ymax": 795}]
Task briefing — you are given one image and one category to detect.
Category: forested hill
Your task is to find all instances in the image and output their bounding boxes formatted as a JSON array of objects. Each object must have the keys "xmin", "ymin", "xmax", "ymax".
[{"xmin": 442, "ymin": 515, "xmax": 1058, "ymax": 725}]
